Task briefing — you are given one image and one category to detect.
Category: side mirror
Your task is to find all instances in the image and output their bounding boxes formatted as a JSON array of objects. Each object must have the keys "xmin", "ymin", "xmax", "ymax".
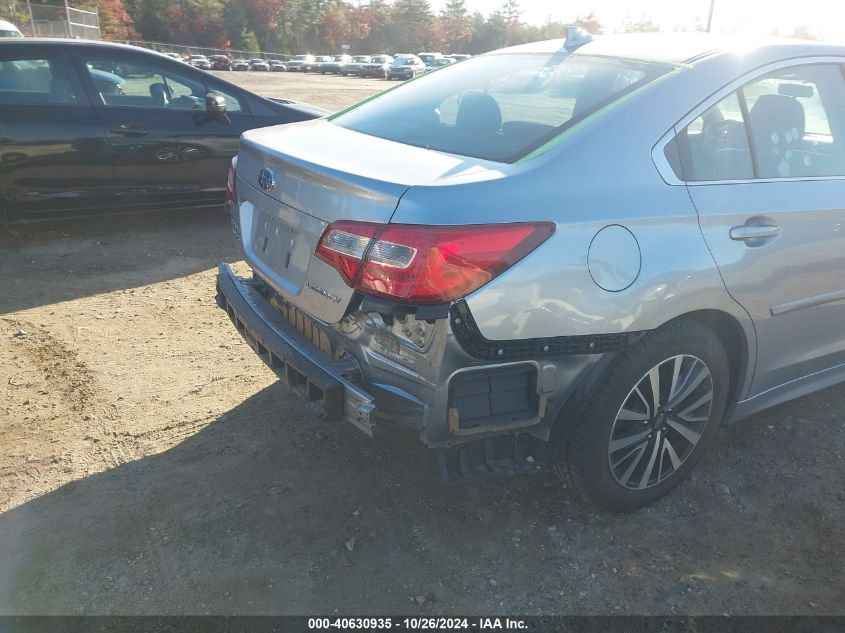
[{"xmin": 205, "ymin": 93, "xmax": 227, "ymax": 113}]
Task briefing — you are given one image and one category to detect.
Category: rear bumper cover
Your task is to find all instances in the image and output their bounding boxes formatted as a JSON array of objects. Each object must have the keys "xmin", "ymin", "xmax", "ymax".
[
  {"xmin": 216, "ymin": 263, "xmax": 617, "ymax": 480},
  {"xmin": 216, "ymin": 263, "xmax": 376, "ymax": 434}
]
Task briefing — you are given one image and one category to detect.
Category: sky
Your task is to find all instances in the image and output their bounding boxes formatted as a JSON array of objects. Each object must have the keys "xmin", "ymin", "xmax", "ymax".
[{"xmin": 429, "ymin": 0, "xmax": 845, "ymax": 42}]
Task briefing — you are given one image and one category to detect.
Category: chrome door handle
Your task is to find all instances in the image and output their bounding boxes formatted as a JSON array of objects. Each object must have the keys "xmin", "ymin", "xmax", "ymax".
[{"xmin": 730, "ymin": 225, "xmax": 781, "ymax": 242}]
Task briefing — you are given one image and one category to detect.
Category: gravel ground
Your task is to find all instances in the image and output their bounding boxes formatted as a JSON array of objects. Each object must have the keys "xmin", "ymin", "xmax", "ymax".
[{"xmin": 0, "ymin": 72, "xmax": 844, "ymax": 616}]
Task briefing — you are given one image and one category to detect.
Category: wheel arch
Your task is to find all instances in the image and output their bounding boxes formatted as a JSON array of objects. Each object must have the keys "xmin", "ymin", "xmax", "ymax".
[
  {"xmin": 550, "ymin": 307, "xmax": 756, "ymax": 450},
  {"xmin": 667, "ymin": 309, "xmax": 755, "ymax": 406}
]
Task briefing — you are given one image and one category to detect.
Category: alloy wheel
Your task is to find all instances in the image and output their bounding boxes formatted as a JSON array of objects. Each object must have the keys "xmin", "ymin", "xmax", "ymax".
[{"xmin": 607, "ymin": 354, "xmax": 714, "ymax": 490}]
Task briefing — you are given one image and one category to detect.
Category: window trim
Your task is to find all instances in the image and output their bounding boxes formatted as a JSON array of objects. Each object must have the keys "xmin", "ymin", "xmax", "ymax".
[{"xmin": 652, "ymin": 55, "xmax": 845, "ymax": 186}]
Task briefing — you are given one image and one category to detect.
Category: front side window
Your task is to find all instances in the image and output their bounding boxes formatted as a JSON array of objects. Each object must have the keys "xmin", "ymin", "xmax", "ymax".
[
  {"xmin": 82, "ymin": 57, "xmax": 243, "ymax": 112},
  {"xmin": 334, "ymin": 52, "xmax": 668, "ymax": 163},
  {"xmin": 0, "ymin": 57, "xmax": 78, "ymax": 105},
  {"xmin": 666, "ymin": 63, "xmax": 845, "ymax": 182}
]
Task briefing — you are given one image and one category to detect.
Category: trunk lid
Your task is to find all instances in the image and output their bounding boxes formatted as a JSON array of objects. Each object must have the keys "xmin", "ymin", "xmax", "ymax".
[{"xmin": 235, "ymin": 119, "xmax": 496, "ymax": 323}]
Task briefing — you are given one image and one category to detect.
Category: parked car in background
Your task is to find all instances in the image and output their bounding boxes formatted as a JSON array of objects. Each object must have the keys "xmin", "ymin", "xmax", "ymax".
[
  {"xmin": 219, "ymin": 31, "xmax": 845, "ymax": 512},
  {"xmin": 320, "ymin": 54, "xmax": 351, "ymax": 74},
  {"xmin": 250, "ymin": 58, "xmax": 269, "ymax": 71},
  {"xmin": 417, "ymin": 52, "xmax": 444, "ymax": 66},
  {"xmin": 209, "ymin": 54, "xmax": 233, "ymax": 71},
  {"xmin": 359, "ymin": 54, "xmax": 393, "ymax": 78},
  {"xmin": 386, "ymin": 54, "xmax": 425, "ymax": 80},
  {"xmin": 188, "ymin": 54, "xmax": 211, "ymax": 70},
  {"xmin": 0, "ymin": 20, "xmax": 22, "ymax": 38},
  {"xmin": 342, "ymin": 55, "xmax": 371, "ymax": 76},
  {"xmin": 307, "ymin": 55, "xmax": 330, "ymax": 72},
  {"xmin": 286, "ymin": 54, "xmax": 314, "ymax": 72},
  {"xmin": 269, "ymin": 60, "xmax": 287, "ymax": 72},
  {"xmin": 0, "ymin": 38, "xmax": 326, "ymax": 224},
  {"xmin": 162, "ymin": 52, "xmax": 182, "ymax": 61},
  {"xmin": 425, "ymin": 57, "xmax": 454, "ymax": 72},
  {"xmin": 449, "ymin": 53, "xmax": 471, "ymax": 62}
]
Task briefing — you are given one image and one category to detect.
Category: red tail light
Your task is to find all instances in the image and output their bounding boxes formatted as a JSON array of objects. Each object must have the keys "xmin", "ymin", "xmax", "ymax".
[
  {"xmin": 225, "ymin": 156, "xmax": 237, "ymax": 204},
  {"xmin": 316, "ymin": 221, "xmax": 555, "ymax": 304}
]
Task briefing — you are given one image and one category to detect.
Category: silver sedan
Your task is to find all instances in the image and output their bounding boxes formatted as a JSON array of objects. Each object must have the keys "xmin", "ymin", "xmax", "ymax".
[{"xmin": 218, "ymin": 29, "xmax": 845, "ymax": 510}]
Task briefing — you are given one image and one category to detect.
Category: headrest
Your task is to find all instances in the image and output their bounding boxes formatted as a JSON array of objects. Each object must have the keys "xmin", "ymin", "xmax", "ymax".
[
  {"xmin": 749, "ymin": 94, "xmax": 805, "ymax": 142},
  {"xmin": 455, "ymin": 91, "xmax": 502, "ymax": 134}
]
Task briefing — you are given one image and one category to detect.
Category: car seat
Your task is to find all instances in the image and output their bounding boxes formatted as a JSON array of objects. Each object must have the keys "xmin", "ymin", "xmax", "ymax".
[
  {"xmin": 748, "ymin": 94, "xmax": 806, "ymax": 178},
  {"xmin": 455, "ymin": 91, "xmax": 502, "ymax": 135},
  {"xmin": 149, "ymin": 82, "xmax": 173, "ymax": 108}
]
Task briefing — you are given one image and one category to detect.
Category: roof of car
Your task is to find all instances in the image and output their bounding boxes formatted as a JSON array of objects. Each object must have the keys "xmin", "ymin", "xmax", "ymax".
[
  {"xmin": 0, "ymin": 38, "xmax": 180, "ymax": 58},
  {"xmin": 495, "ymin": 33, "xmax": 845, "ymax": 66}
]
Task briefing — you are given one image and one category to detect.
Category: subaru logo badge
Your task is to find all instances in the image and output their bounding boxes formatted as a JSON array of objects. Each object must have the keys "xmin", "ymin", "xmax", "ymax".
[{"xmin": 258, "ymin": 168, "xmax": 275, "ymax": 192}]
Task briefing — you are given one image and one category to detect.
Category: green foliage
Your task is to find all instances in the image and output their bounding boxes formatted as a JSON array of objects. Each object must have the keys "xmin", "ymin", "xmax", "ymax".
[{"xmin": 0, "ymin": 5, "xmax": 29, "ymax": 27}]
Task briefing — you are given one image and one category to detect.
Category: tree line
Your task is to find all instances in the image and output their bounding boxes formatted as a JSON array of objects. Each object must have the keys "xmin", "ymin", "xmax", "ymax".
[
  {"xmin": 4, "ymin": 0, "xmax": 820, "ymax": 54},
  {"xmin": 2, "ymin": 0, "xmax": 608, "ymax": 53}
]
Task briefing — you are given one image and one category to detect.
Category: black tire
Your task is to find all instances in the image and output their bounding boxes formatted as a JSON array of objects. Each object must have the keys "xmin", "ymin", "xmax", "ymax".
[{"xmin": 559, "ymin": 318, "xmax": 730, "ymax": 512}]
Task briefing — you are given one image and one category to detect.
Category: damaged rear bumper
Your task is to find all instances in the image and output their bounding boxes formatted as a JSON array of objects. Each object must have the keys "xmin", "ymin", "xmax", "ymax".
[
  {"xmin": 216, "ymin": 263, "xmax": 617, "ymax": 482},
  {"xmin": 216, "ymin": 263, "xmax": 376, "ymax": 435}
]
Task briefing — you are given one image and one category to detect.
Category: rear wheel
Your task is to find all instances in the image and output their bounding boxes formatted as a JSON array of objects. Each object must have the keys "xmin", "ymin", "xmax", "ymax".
[{"xmin": 560, "ymin": 319, "xmax": 730, "ymax": 511}]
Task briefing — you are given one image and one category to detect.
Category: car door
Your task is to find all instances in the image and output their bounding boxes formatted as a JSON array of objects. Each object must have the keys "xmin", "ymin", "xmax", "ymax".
[
  {"xmin": 72, "ymin": 49, "xmax": 259, "ymax": 210},
  {"xmin": 0, "ymin": 46, "xmax": 114, "ymax": 221},
  {"xmin": 671, "ymin": 61, "xmax": 845, "ymax": 397}
]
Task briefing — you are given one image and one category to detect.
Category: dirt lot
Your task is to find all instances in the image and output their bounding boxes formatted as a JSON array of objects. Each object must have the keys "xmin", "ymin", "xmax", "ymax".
[
  {"xmin": 1, "ymin": 73, "xmax": 844, "ymax": 616},
  {"xmin": 210, "ymin": 69, "xmax": 391, "ymax": 111}
]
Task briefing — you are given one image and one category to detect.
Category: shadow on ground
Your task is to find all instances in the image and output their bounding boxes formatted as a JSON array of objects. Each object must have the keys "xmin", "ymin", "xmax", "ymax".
[
  {"xmin": 1, "ymin": 378, "xmax": 843, "ymax": 615},
  {"xmin": 0, "ymin": 209, "xmax": 238, "ymax": 314}
]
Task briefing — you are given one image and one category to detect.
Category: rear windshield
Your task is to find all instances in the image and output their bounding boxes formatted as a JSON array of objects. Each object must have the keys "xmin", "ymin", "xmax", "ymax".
[{"xmin": 333, "ymin": 52, "xmax": 668, "ymax": 163}]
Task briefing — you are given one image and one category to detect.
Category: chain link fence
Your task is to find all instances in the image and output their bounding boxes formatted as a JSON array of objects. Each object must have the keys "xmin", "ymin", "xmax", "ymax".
[
  {"xmin": 2, "ymin": 1, "xmax": 100, "ymax": 39},
  {"xmin": 0, "ymin": 2, "xmax": 290, "ymax": 60}
]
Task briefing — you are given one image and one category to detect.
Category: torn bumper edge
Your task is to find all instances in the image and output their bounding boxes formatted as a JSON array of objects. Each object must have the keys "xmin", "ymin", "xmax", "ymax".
[{"xmin": 215, "ymin": 263, "xmax": 376, "ymax": 435}]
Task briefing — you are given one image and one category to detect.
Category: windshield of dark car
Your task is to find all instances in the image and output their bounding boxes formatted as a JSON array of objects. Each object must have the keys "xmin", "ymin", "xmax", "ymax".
[{"xmin": 334, "ymin": 52, "xmax": 668, "ymax": 163}]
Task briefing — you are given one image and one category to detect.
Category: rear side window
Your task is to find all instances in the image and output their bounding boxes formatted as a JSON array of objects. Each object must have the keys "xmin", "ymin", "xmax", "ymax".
[
  {"xmin": 666, "ymin": 63, "xmax": 845, "ymax": 181},
  {"xmin": 0, "ymin": 57, "xmax": 78, "ymax": 105},
  {"xmin": 334, "ymin": 53, "xmax": 669, "ymax": 163}
]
